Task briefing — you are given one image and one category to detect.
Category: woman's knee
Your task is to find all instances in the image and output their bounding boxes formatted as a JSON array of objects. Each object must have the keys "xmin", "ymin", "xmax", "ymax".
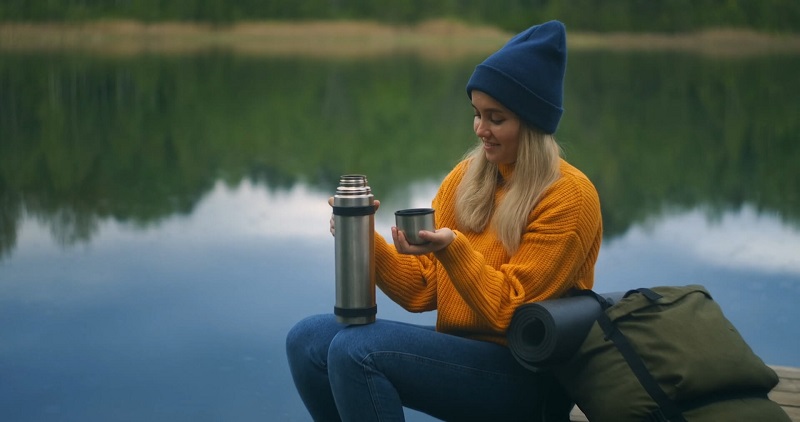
[
  {"xmin": 286, "ymin": 314, "xmax": 341, "ymax": 363},
  {"xmin": 327, "ymin": 321, "xmax": 394, "ymax": 369},
  {"xmin": 326, "ymin": 326, "xmax": 378, "ymax": 384},
  {"xmin": 326, "ymin": 326, "xmax": 362, "ymax": 365}
]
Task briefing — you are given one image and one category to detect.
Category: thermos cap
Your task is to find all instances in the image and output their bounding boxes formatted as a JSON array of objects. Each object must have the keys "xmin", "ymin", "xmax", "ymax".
[{"xmin": 336, "ymin": 174, "xmax": 371, "ymax": 196}]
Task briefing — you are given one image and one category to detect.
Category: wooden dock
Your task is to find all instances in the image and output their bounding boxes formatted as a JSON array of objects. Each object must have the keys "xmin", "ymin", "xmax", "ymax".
[{"xmin": 569, "ymin": 365, "xmax": 800, "ymax": 421}]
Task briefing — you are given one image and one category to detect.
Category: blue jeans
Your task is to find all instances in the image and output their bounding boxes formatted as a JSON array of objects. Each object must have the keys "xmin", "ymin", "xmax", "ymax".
[{"xmin": 285, "ymin": 314, "xmax": 570, "ymax": 421}]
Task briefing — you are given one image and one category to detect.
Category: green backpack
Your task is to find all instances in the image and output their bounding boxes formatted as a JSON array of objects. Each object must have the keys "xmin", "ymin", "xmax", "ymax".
[{"xmin": 553, "ymin": 285, "xmax": 789, "ymax": 422}]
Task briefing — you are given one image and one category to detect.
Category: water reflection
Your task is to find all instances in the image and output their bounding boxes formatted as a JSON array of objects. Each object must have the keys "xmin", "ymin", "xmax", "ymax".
[
  {"xmin": 0, "ymin": 181, "xmax": 438, "ymax": 421},
  {"xmin": 1, "ymin": 48, "xmax": 800, "ymax": 421},
  {"xmin": 2, "ymin": 180, "xmax": 798, "ymax": 421}
]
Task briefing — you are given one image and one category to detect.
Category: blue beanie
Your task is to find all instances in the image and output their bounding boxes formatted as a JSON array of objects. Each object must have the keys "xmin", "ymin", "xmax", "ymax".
[{"xmin": 466, "ymin": 20, "xmax": 567, "ymax": 134}]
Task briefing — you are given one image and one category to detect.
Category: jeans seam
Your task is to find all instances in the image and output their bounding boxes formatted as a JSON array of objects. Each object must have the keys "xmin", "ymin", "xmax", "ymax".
[{"xmin": 362, "ymin": 353, "xmax": 394, "ymax": 422}]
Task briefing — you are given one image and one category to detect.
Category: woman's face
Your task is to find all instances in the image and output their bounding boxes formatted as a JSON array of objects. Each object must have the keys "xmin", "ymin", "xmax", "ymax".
[{"xmin": 471, "ymin": 90, "xmax": 521, "ymax": 165}]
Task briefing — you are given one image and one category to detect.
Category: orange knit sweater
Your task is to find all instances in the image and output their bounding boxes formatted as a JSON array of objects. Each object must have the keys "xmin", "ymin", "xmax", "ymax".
[{"xmin": 375, "ymin": 158, "xmax": 602, "ymax": 345}]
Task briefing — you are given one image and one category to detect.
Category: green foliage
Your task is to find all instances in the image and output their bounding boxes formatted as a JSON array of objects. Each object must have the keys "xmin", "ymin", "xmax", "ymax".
[
  {"xmin": 1, "ymin": 49, "xmax": 799, "ymax": 258},
  {"xmin": 1, "ymin": 0, "xmax": 799, "ymax": 33}
]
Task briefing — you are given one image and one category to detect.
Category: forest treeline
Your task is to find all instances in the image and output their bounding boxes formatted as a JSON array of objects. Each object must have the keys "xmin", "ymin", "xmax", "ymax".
[{"xmin": 1, "ymin": 0, "xmax": 799, "ymax": 33}]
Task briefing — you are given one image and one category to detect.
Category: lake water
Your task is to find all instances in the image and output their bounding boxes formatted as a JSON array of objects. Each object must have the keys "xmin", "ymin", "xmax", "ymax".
[{"xmin": 1, "ymin": 46, "xmax": 799, "ymax": 421}]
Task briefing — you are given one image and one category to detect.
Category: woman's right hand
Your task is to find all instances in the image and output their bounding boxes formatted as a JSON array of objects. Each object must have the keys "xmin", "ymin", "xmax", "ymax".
[
  {"xmin": 328, "ymin": 197, "xmax": 380, "ymax": 237},
  {"xmin": 392, "ymin": 226, "xmax": 455, "ymax": 254},
  {"xmin": 329, "ymin": 197, "xmax": 335, "ymax": 236}
]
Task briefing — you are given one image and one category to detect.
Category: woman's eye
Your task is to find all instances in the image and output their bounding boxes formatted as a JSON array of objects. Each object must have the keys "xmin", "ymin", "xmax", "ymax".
[{"xmin": 473, "ymin": 111, "xmax": 503, "ymax": 124}]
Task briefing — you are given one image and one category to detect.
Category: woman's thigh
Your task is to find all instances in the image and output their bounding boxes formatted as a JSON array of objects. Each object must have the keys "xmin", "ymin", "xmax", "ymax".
[{"xmin": 329, "ymin": 318, "xmax": 554, "ymax": 421}]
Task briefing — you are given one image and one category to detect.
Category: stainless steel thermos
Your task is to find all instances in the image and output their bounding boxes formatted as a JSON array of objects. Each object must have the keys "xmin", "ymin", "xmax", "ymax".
[{"xmin": 333, "ymin": 174, "xmax": 376, "ymax": 325}]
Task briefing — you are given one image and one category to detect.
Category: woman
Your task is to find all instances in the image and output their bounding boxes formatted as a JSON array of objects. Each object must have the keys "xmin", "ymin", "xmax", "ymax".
[{"xmin": 286, "ymin": 20, "xmax": 602, "ymax": 421}]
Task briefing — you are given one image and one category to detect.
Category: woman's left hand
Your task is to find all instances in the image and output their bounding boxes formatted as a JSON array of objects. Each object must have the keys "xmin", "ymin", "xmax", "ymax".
[{"xmin": 392, "ymin": 226, "xmax": 456, "ymax": 255}]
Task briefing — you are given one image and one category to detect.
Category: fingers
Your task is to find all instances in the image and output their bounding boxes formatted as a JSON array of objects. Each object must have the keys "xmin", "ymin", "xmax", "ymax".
[
  {"xmin": 391, "ymin": 227, "xmax": 416, "ymax": 254},
  {"xmin": 328, "ymin": 197, "xmax": 335, "ymax": 236},
  {"xmin": 392, "ymin": 228, "xmax": 456, "ymax": 255},
  {"xmin": 392, "ymin": 227, "xmax": 436, "ymax": 255},
  {"xmin": 391, "ymin": 226, "xmax": 401, "ymax": 245}
]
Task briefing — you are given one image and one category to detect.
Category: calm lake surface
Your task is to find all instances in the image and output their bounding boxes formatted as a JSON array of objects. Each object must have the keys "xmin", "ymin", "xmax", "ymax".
[{"xmin": 1, "ymin": 45, "xmax": 799, "ymax": 421}]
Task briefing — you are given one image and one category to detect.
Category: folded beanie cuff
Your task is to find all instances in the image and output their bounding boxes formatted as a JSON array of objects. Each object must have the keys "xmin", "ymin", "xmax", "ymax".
[{"xmin": 467, "ymin": 64, "xmax": 563, "ymax": 134}]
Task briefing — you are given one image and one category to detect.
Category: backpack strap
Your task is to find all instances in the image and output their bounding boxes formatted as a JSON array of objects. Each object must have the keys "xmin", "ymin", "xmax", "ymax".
[
  {"xmin": 591, "ymin": 289, "xmax": 688, "ymax": 422},
  {"xmin": 627, "ymin": 287, "xmax": 663, "ymax": 301},
  {"xmin": 595, "ymin": 311, "xmax": 687, "ymax": 422},
  {"xmin": 572, "ymin": 289, "xmax": 617, "ymax": 310}
]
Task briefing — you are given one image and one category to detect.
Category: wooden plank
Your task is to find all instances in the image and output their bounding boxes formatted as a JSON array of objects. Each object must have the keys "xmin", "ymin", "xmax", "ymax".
[
  {"xmin": 771, "ymin": 365, "xmax": 800, "ymax": 420},
  {"xmin": 776, "ymin": 379, "xmax": 800, "ymax": 394},
  {"xmin": 772, "ymin": 390, "xmax": 800, "ymax": 407},
  {"xmin": 773, "ymin": 366, "xmax": 800, "ymax": 380},
  {"xmin": 569, "ymin": 407, "xmax": 588, "ymax": 422},
  {"xmin": 774, "ymin": 366, "xmax": 800, "ymax": 394},
  {"xmin": 569, "ymin": 365, "xmax": 800, "ymax": 422},
  {"xmin": 783, "ymin": 406, "xmax": 800, "ymax": 421}
]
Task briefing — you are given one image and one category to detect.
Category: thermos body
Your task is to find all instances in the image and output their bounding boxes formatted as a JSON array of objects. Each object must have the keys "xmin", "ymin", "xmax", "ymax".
[{"xmin": 333, "ymin": 175, "xmax": 376, "ymax": 325}]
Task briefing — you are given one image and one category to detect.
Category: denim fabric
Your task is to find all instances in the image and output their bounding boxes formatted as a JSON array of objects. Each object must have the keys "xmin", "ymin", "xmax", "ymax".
[{"xmin": 286, "ymin": 314, "xmax": 565, "ymax": 422}]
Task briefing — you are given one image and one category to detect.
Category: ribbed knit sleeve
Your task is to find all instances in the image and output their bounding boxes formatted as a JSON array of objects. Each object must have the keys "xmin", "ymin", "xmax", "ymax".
[{"xmin": 374, "ymin": 231, "xmax": 438, "ymax": 312}]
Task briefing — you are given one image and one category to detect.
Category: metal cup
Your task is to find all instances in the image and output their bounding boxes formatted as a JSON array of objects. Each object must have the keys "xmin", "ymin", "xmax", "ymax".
[{"xmin": 395, "ymin": 208, "xmax": 435, "ymax": 245}]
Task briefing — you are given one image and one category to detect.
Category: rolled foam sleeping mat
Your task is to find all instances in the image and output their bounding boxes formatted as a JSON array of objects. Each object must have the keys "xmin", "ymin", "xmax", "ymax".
[{"xmin": 507, "ymin": 291, "xmax": 624, "ymax": 371}]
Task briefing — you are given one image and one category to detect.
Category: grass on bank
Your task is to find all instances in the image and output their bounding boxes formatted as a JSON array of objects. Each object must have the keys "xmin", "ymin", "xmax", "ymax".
[{"xmin": 2, "ymin": 19, "xmax": 800, "ymax": 58}]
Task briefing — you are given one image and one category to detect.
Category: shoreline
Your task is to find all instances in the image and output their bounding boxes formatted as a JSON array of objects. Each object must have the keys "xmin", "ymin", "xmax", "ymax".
[{"xmin": 2, "ymin": 20, "xmax": 800, "ymax": 58}]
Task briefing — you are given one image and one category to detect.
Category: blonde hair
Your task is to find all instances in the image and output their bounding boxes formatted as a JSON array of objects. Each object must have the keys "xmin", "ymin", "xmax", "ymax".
[{"xmin": 455, "ymin": 124, "xmax": 562, "ymax": 255}]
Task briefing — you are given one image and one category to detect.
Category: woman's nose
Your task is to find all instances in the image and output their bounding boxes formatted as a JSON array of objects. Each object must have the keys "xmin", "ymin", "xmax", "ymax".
[{"xmin": 475, "ymin": 120, "xmax": 490, "ymax": 138}]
